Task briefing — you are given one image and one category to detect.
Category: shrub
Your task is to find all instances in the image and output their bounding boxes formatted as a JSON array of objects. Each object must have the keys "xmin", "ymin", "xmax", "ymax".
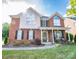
[
  {"xmin": 66, "ymin": 33, "xmax": 74, "ymax": 42},
  {"xmin": 35, "ymin": 39, "xmax": 41, "ymax": 45},
  {"xmin": 66, "ymin": 33, "xmax": 69, "ymax": 41},
  {"xmin": 13, "ymin": 40, "xmax": 23, "ymax": 46},
  {"xmin": 70, "ymin": 33, "xmax": 73, "ymax": 42},
  {"xmin": 4, "ymin": 37, "xmax": 8, "ymax": 45},
  {"xmin": 74, "ymin": 35, "xmax": 76, "ymax": 43},
  {"xmin": 23, "ymin": 40, "xmax": 31, "ymax": 46}
]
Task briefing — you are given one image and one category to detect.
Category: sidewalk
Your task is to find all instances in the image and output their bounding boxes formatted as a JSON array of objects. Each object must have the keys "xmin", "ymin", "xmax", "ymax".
[{"xmin": 2, "ymin": 45, "xmax": 55, "ymax": 50}]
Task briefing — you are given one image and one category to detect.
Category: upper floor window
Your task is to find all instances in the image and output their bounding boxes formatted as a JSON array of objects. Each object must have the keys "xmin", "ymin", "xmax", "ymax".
[
  {"xmin": 53, "ymin": 16, "xmax": 61, "ymax": 26},
  {"xmin": 26, "ymin": 13, "xmax": 35, "ymax": 21},
  {"xmin": 40, "ymin": 16, "xmax": 48, "ymax": 27},
  {"xmin": 41, "ymin": 20, "xmax": 48, "ymax": 27}
]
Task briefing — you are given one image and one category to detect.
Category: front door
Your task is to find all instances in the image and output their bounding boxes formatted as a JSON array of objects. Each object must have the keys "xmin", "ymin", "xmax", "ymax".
[
  {"xmin": 54, "ymin": 31, "xmax": 63, "ymax": 42},
  {"xmin": 42, "ymin": 31, "xmax": 48, "ymax": 43}
]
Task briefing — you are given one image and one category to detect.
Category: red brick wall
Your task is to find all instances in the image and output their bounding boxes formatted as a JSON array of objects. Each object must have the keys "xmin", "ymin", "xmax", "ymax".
[
  {"xmin": 20, "ymin": 29, "xmax": 41, "ymax": 40},
  {"xmin": 9, "ymin": 17, "xmax": 20, "ymax": 43},
  {"xmin": 34, "ymin": 29, "xmax": 41, "ymax": 40},
  {"xmin": 48, "ymin": 17, "xmax": 54, "ymax": 27},
  {"xmin": 22, "ymin": 29, "xmax": 28, "ymax": 40},
  {"xmin": 59, "ymin": 17, "xmax": 64, "ymax": 27},
  {"xmin": 49, "ymin": 16, "xmax": 64, "ymax": 27}
]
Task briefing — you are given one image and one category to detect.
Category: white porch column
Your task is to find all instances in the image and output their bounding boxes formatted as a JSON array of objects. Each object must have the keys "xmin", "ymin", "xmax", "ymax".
[
  {"xmin": 52, "ymin": 29, "xmax": 54, "ymax": 44},
  {"xmin": 41, "ymin": 29, "xmax": 42, "ymax": 43}
]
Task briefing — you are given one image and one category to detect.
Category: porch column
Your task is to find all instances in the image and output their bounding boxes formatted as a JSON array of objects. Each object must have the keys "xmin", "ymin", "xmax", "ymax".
[{"xmin": 52, "ymin": 30, "xmax": 54, "ymax": 44}]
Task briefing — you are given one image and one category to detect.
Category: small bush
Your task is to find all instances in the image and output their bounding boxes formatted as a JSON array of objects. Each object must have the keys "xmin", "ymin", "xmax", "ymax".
[
  {"xmin": 35, "ymin": 39, "xmax": 41, "ymax": 45},
  {"xmin": 23, "ymin": 40, "xmax": 31, "ymax": 46},
  {"xmin": 13, "ymin": 40, "xmax": 23, "ymax": 46},
  {"xmin": 13, "ymin": 40, "xmax": 31, "ymax": 46},
  {"xmin": 70, "ymin": 33, "xmax": 73, "ymax": 42},
  {"xmin": 66, "ymin": 33, "xmax": 74, "ymax": 42},
  {"xmin": 74, "ymin": 35, "xmax": 76, "ymax": 43},
  {"xmin": 4, "ymin": 37, "xmax": 8, "ymax": 45},
  {"xmin": 66, "ymin": 33, "xmax": 69, "ymax": 41}
]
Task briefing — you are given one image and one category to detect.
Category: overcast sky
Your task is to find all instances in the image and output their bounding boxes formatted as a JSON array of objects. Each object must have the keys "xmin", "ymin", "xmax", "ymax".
[{"xmin": 2, "ymin": 0, "xmax": 69, "ymax": 24}]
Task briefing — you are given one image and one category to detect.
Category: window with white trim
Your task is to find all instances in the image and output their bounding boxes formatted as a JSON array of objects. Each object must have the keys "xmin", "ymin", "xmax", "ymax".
[
  {"xmin": 41, "ymin": 20, "xmax": 46, "ymax": 27},
  {"xmin": 17, "ymin": 30, "xmax": 22, "ymax": 40},
  {"xmin": 29, "ymin": 30, "xmax": 33, "ymax": 40},
  {"xmin": 41, "ymin": 20, "xmax": 48, "ymax": 27},
  {"xmin": 53, "ymin": 16, "xmax": 60, "ymax": 26}
]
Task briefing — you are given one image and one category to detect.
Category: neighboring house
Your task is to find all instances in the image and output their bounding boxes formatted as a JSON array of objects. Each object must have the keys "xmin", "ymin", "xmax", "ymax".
[
  {"xmin": 64, "ymin": 16, "xmax": 76, "ymax": 36},
  {"xmin": 9, "ymin": 7, "xmax": 66, "ymax": 44}
]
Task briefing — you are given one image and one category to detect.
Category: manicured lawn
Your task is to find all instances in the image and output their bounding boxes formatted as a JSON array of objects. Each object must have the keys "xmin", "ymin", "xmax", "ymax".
[{"xmin": 2, "ymin": 44, "xmax": 76, "ymax": 59}]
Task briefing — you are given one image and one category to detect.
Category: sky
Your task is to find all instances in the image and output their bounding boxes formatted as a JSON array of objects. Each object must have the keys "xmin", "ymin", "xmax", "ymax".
[{"xmin": 2, "ymin": 0, "xmax": 69, "ymax": 24}]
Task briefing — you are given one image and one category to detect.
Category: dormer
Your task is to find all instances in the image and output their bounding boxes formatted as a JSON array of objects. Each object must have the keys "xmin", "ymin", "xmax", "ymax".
[{"xmin": 49, "ymin": 12, "xmax": 64, "ymax": 27}]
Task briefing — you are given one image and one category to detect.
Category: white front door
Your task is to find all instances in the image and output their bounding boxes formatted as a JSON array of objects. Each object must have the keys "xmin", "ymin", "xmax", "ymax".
[{"xmin": 42, "ymin": 31, "xmax": 48, "ymax": 43}]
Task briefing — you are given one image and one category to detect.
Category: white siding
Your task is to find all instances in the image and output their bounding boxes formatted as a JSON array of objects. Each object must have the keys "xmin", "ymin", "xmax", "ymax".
[{"xmin": 19, "ymin": 11, "xmax": 40, "ymax": 29}]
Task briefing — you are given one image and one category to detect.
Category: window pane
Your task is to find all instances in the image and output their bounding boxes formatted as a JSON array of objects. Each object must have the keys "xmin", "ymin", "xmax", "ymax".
[
  {"xmin": 29, "ymin": 30, "xmax": 33, "ymax": 40},
  {"xmin": 17, "ymin": 30, "xmax": 22, "ymax": 40},
  {"xmin": 41, "ymin": 20, "xmax": 46, "ymax": 27},
  {"xmin": 53, "ymin": 16, "xmax": 60, "ymax": 26}
]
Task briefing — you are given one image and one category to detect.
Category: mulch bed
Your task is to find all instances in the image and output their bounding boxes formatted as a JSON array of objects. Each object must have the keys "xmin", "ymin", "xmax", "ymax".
[{"xmin": 2, "ymin": 44, "xmax": 45, "ymax": 48}]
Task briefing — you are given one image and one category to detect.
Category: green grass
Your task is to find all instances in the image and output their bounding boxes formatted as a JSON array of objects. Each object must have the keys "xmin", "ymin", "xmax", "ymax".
[{"xmin": 2, "ymin": 44, "xmax": 76, "ymax": 59}]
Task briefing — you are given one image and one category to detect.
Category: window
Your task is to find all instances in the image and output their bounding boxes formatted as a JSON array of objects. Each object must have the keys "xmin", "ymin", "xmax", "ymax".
[
  {"xmin": 29, "ymin": 30, "xmax": 33, "ymax": 40},
  {"xmin": 16, "ymin": 30, "xmax": 22, "ymax": 40},
  {"xmin": 25, "ymin": 13, "xmax": 36, "ymax": 26},
  {"xmin": 26, "ymin": 13, "xmax": 35, "ymax": 20},
  {"xmin": 41, "ymin": 20, "xmax": 48, "ymax": 27},
  {"xmin": 53, "ymin": 16, "xmax": 60, "ymax": 26}
]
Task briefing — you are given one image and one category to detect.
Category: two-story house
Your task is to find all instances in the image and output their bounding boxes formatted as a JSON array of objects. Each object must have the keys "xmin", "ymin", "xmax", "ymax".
[{"xmin": 9, "ymin": 7, "xmax": 66, "ymax": 44}]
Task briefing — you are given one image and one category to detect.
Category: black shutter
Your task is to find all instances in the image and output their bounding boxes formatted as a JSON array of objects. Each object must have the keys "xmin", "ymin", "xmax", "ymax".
[
  {"xmin": 27, "ymin": 30, "xmax": 29, "ymax": 40},
  {"xmin": 22, "ymin": 30, "xmax": 24, "ymax": 39},
  {"xmin": 15, "ymin": 30, "xmax": 17, "ymax": 39},
  {"xmin": 41, "ymin": 20, "xmax": 42, "ymax": 27},
  {"xmin": 33, "ymin": 30, "xmax": 35, "ymax": 39},
  {"xmin": 46, "ymin": 20, "xmax": 48, "ymax": 27}
]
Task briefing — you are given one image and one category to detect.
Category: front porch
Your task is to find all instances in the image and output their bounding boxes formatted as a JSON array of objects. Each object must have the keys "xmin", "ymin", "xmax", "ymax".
[{"xmin": 40, "ymin": 28, "xmax": 66, "ymax": 44}]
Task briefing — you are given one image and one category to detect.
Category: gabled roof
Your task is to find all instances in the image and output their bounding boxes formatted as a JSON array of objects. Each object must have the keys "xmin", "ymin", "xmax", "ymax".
[
  {"xmin": 10, "ymin": 13, "xmax": 22, "ymax": 18},
  {"xmin": 49, "ymin": 12, "xmax": 64, "ymax": 20},
  {"xmin": 10, "ymin": 7, "xmax": 42, "ymax": 18},
  {"xmin": 26, "ymin": 7, "xmax": 42, "ymax": 16}
]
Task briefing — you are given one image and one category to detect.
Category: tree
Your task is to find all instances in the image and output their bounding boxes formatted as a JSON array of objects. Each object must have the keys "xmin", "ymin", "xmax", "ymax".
[
  {"xmin": 2, "ymin": 23, "xmax": 9, "ymax": 40},
  {"xmin": 4, "ymin": 36, "xmax": 8, "ymax": 44},
  {"xmin": 66, "ymin": 0, "xmax": 76, "ymax": 16}
]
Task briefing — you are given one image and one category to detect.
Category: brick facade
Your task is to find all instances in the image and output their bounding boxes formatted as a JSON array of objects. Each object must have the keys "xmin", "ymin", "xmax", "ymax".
[
  {"xmin": 9, "ymin": 17, "xmax": 20, "ymax": 43},
  {"xmin": 49, "ymin": 16, "xmax": 64, "ymax": 27},
  {"xmin": 9, "ymin": 8, "xmax": 66, "ymax": 44}
]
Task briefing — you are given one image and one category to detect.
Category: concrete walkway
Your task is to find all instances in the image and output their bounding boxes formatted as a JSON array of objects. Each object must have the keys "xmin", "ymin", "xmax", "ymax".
[{"xmin": 2, "ymin": 45, "xmax": 55, "ymax": 50}]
